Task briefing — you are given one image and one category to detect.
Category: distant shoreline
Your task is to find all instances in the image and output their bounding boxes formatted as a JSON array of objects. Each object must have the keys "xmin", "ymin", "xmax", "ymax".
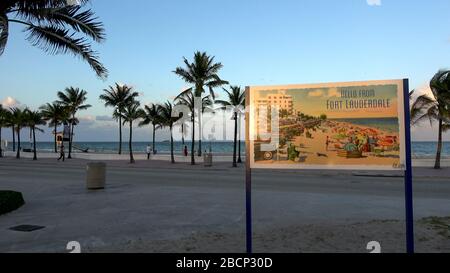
[{"xmin": 2, "ymin": 141, "xmax": 449, "ymax": 158}]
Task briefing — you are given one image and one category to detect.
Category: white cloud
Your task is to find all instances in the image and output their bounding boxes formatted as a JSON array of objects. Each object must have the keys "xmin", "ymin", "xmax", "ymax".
[
  {"xmin": 1, "ymin": 96, "xmax": 22, "ymax": 108},
  {"xmin": 367, "ymin": 0, "xmax": 381, "ymax": 6},
  {"xmin": 96, "ymin": 115, "xmax": 115, "ymax": 122},
  {"xmin": 79, "ymin": 115, "xmax": 96, "ymax": 122}
]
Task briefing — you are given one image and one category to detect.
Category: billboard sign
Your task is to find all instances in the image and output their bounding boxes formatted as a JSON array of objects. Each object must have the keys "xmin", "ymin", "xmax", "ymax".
[
  {"xmin": 247, "ymin": 79, "xmax": 407, "ymax": 170},
  {"xmin": 63, "ymin": 125, "xmax": 71, "ymax": 141}
]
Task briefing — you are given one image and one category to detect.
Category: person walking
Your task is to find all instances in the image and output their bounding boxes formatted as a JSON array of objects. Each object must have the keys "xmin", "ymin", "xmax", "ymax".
[
  {"xmin": 58, "ymin": 144, "xmax": 65, "ymax": 162},
  {"xmin": 146, "ymin": 144, "xmax": 152, "ymax": 160},
  {"xmin": 183, "ymin": 145, "xmax": 188, "ymax": 157}
]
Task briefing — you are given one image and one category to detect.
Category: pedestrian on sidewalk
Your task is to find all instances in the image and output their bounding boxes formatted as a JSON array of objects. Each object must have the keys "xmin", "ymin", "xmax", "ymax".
[{"xmin": 57, "ymin": 144, "xmax": 65, "ymax": 162}]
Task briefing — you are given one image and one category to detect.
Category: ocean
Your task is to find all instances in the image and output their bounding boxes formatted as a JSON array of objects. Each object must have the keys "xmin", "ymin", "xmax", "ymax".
[
  {"xmin": 331, "ymin": 118, "xmax": 399, "ymax": 133},
  {"xmin": 3, "ymin": 141, "xmax": 450, "ymax": 158}
]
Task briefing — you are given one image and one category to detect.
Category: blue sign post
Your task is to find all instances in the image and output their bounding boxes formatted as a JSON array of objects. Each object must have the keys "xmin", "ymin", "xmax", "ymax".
[
  {"xmin": 403, "ymin": 79, "xmax": 415, "ymax": 254},
  {"xmin": 245, "ymin": 87, "xmax": 253, "ymax": 254}
]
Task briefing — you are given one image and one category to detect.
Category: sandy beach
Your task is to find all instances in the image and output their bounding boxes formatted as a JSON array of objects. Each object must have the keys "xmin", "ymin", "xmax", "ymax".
[
  {"xmin": 1, "ymin": 157, "xmax": 450, "ymax": 253},
  {"xmin": 255, "ymin": 119, "xmax": 404, "ymax": 168},
  {"xmin": 89, "ymin": 218, "xmax": 450, "ymax": 253}
]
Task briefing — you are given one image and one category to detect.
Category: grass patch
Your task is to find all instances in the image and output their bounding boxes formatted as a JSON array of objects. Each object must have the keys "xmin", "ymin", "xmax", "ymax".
[
  {"xmin": 420, "ymin": 216, "xmax": 450, "ymax": 239},
  {"xmin": 0, "ymin": 191, "xmax": 25, "ymax": 215}
]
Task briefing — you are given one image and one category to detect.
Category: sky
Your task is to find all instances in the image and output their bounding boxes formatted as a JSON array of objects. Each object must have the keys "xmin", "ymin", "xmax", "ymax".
[{"xmin": 0, "ymin": 0, "xmax": 449, "ymax": 142}]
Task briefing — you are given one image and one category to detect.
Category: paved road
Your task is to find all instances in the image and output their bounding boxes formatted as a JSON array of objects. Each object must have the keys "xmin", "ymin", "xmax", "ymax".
[{"xmin": 0, "ymin": 158, "xmax": 449, "ymax": 252}]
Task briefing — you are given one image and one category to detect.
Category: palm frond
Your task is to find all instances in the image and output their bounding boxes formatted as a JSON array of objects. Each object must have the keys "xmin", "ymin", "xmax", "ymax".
[
  {"xmin": 413, "ymin": 106, "xmax": 440, "ymax": 126},
  {"xmin": 25, "ymin": 24, "xmax": 107, "ymax": 79},
  {"xmin": 174, "ymin": 87, "xmax": 193, "ymax": 101},
  {"xmin": 13, "ymin": 4, "xmax": 105, "ymax": 42},
  {"xmin": 13, "ymin": 0, "xmax": 91, "ymax": 10},
  {"xmin": 0, "ymin": 13, "xmax": 8, "ymax": 55}
]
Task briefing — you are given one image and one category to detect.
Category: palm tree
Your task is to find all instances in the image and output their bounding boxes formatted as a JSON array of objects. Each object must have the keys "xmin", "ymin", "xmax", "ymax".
[
  {"xmin": 0, "ymin": 104, "xmax": 7, "ymax": 157},
  {"xmin": 215, "ymin": 86, "xmax": 245, "ymax": 167},
  {"xmin": 40, "ymin": 102, "xmax": 67, "ymax": 153},
  {"xmin": 3, "ymin": 109, "xmax": 15, "ymax": 152},
  {"xmin": 173, "ymin": 51, "xmax": 228, "ymax": 156},
  {"xmin": 411, "ymin": 70, "xmax": 450, "ymax": 169},
  {"xmin": 181, "ymin": 123, "xmax": 186, "ymax": 145},
  {"xmin": 175, "ymin": 89, "xmax": 214, "ymax": 165},
  {"xmin": 9, "ymin": 107, "xmax": 27, "ymax": 159},
  {"xmin": 139, "ymin": 104, "xmax": 160, "ymax": 154},
  {"xmin": 0, "ymin": 0, "xmax": 108, "ymax": 78},
  {"xmin": 157, "ymin": 102, "xmax": 180, "ymax": 164},
  {"xmin": 237, "ymin": 109, "xmax": 243, "ymax": 163},
  {"xmin": 25, "ymin": 110, "xmax": 46, "ymax": 160},
  {"xmin": 120, "ymin": 101, "xmax": 144, "ymax": 164},
  {"xmin": 57, "ymin": 87, "xmax": 91, "ymax": 159},
  {"xmin": 100, "ymin": 83, "xmax": 139, "ymax": 155}
]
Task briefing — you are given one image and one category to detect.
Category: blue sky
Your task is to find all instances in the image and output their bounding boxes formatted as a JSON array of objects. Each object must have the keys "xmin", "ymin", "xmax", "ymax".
[{"xmin": 0, "ymin": 0, "xmax": 449, "ymax": 141}]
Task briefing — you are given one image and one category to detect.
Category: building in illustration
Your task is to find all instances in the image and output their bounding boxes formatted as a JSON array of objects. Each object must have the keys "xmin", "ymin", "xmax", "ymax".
[{"xmin": 255, "ymin": 94, "xmax": 295, "ymax": 140}]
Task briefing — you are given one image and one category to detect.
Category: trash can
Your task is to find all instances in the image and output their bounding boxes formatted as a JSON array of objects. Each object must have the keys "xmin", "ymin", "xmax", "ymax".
[
  {"xmin": 203, "ymin": 153, "xmax": 213, "ymax": 167},
  {"xmin": 86, "ymin": 162, "xmax": 106, "ymax": 190}
]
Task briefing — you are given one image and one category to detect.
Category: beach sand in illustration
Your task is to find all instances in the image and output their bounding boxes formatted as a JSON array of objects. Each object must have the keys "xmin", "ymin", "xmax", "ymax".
[{"xmin": 256, "ymin": 121, "xmax": 401, "ymax": 167}]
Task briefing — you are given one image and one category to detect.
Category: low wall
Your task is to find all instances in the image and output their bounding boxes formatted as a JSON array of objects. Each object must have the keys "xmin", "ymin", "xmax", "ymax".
[{"xmin": 2, "ymin": 151, "xmax": 449, "ymax": 167}]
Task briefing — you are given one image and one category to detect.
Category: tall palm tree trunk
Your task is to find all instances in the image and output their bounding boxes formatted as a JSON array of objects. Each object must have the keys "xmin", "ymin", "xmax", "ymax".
[
  {"xmin": 182, "ymin": 123, "xmax": 185, "ymax": 145},
  {"xmin": 16, "ymin": 128, "xmax": 21, "ymax": 159},
  {"xmin": 197, "ymin": 106, "xmax": 202, "ymax": 157},
  {"xmin": 12, "ymin": 126, "xmax": 15, "ymax": 152},
  {"xmin": 237, "ymin": 113, "xmax": 242, "ymax": 163},
  {"xmin": 0, "ymin": 127, "xmax": 3, "ymax": 158},
  {"xmin": 434, "ymin": 119, "xmax": 443, "ymax": 169},
  {"xmin": 129, "ymin": 122, "xmax": 134, "ymax": 164},
  {"xmin": 238, "ymin": 140, "xmax": 242, "ymax": 163},
  {"xmin": 54, "ymin": 123, "xmax": 58, "ymax": 153},
  {"xmin": 170, "ymin": 126, "xmax": 175, "ymax": 164},
  {"xmin": 29, "ymin": 127, "xmax": 32, "ymax": 149},
  {"xmin": 68, "ymin": 121, "xmax": 73, "ymax": 159},
  {"xmin": 191, "ymin": 116, "xmax": 195, "ymax": 165},
  {"xmin": 152, "ymin": 124, "xmax": 156, "ymax": 154},
  {"xmin": 118, "ymin": 116, "xmax": 122, "ymax": 155},
  {"xmin": 33, "ymin": 127, "xmax": 37, "ymax": 161},
  {"xmin": 232, "ymin": 112, "xmax": 238, "ymax": 167}
]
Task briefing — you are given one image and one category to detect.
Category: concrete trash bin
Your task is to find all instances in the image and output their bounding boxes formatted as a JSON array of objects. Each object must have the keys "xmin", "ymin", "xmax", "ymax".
[
  {"xmin": 203, "ymin": 153, "xmax": 213, "ymax": 167},
  {"xmin": 86, "ymin": 162, "xmax": 106, "ymax": 190}
]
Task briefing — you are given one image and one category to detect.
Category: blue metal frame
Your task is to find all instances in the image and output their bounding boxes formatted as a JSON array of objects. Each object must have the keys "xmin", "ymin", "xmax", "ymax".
[
  {"xmin": 245, "ymin": 87, "xmax": 253, "ymax": 254},
  {"xmin": 403, "ymin": 78, "xmax": 415, "ymax": 253},
  {"xmin": 246, "ymin": 167, "xmax": 252, "ymax": 254}
]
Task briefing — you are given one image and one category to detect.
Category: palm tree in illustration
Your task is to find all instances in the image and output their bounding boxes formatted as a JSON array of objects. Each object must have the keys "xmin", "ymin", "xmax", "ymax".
[
  {"xmin": 25, "ymin": 110, "xmax": 46, "ymax": 160},
  {"xmin": 57, "ymin": 87, "xmax": 91, "ymax": 159},
  {"xmin": 9, "ymin": 107, "xmax": 27, "ymax": 159},
  {"xmin": 157, "ymin": 102, "xmax": 180, "ymax": 164},
  {"xmin": 411, "ymin": 69, "xmax": 450, "ymax": 169},
  {"xmin": 216, "ymin": 86, "xmax": 245, "ymax": 167},
  {"xmin": 0, "ymin": 0, "xmax": 108, "ymax": 78},
  {"xmin": 175, "ymin": 88, "xmax": 214, "ymax": 165},
  {"xmin": 100, "ymin": 83, "xmax": 139, "ymax": 155},
  {"xmin": 40, "ymin": 102, "xmax": 67, "ymax": 153},
  {"xmin": 173, "ymin": 51, "xmax": 228, "ymax": 157},
  {"xmin": 120, "ymin": 101, "xmax": 144, "ymax": 164},
  {"xmin": 139, "ymin": 104, "xmax": 161, "ymax": 155}
]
